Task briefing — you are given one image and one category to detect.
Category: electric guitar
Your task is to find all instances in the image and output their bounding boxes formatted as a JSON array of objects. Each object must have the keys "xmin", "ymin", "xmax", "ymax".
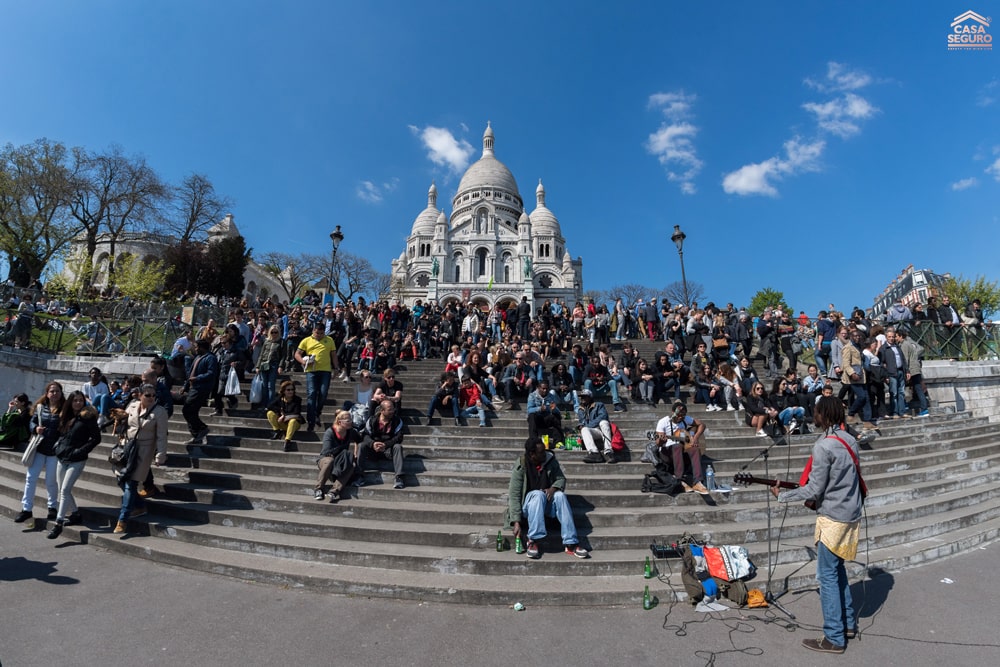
[{"xmin": 732, "ymin": 472, "xmax": 816, "ymax": 510}]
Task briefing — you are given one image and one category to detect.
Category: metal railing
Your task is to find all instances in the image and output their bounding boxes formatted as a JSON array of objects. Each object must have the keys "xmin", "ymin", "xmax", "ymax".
[
  {"xmin": 2, "ymin": 309, "xmax": 189, "ymax": 357},
  {"xmin": 902, "ymin": 321, "xmax": 999, "ymax": 361}
]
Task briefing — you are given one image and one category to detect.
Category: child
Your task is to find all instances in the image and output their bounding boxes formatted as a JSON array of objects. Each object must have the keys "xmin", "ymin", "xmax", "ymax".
[{"xmin": 444, "ymin": 344, "xmax": 463, "ymax": 374}]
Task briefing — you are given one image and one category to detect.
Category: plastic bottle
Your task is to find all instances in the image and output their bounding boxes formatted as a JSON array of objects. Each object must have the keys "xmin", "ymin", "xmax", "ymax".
[
  {"xmin": 642, "ymin": 585, "xmax": 653, "ymax": 610},
  {"xmin": 644, "ymin": 555, "xmax": 653, "ymax": 579},
  {"xmin": 705, "ymin": 465, "xmax": 717, "ymax": 491},
  {"xmin": 496, "ymin": 530, "xmax": 504, "ymax": 552}
]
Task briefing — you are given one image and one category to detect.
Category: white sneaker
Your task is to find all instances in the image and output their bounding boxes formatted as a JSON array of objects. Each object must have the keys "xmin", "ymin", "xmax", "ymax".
[{"xmin": 756, "ymin": 429, "xmax": 767, "ymax": 437}]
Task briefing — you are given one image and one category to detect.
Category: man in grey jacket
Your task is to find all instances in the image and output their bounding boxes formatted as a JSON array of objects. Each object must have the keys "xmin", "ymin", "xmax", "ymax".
[{"xmin": 772, "ymin": 396, "xmax": 864, "ymax": 654}]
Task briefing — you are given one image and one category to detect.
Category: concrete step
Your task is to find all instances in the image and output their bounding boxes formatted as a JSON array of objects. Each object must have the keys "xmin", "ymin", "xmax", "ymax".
[{"xmin": 7, "ymin": 503, "xmax": 997, "ymax": 606}]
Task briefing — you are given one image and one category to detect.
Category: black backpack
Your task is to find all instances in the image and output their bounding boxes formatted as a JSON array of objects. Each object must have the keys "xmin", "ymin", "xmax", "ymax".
[{"xmin": 641, "ymin": 464, "xmax": 684, "ymax": 495}]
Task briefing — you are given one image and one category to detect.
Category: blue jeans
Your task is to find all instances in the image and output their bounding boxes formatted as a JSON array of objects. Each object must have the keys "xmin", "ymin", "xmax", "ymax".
[
  {"xmin": 460, "ymin": 404, "xmax": 486, "ymax": 426},
  {"xmin": 817, "ymin": 541, "xmax": 855, "ymax": 647},
  {"xmin": 815, "ymin": 343, "xmax": 831, "ymax": 377},
  {"xmin": 522, "ymin": 489, "xmax": 578, "ymax": 544},
  {"xmin": 427, "ymin": 396, "xmax": 459, "ymax": 419},
  {"xmin": 305, "ymin": 371, "xmax": 332, "ymax": 426},
  {"xmin": 888, "ymin": 371, "xmax": 907, "ymax": 416},
  {"xmin": 22, "ymin": 452, "xmax": 58, "ymax": 512},
  {"xmin": 779, "ymin": 407, "xmax": 805, "ymax": 424},
  {"xmin": 119, "ymin": 478, "xmax": 143, "ymax": 521},
  {"xmin": 848, "ymin": 383, "xmax": 871, "ymax": 422},
  {"xmin": 259, "ymin": 366, "xmax": 278, "ymax": 408},
  {"xmin": 910, "ymin": 374, "xmax": 928, "ymax": 412},
  {"xmin": 554, "ymin": 389, "xmax": 579, "ymax": 411},
  {"xmin": 585, "ymin": 380, "xmax": 620, "ymax": 405}
]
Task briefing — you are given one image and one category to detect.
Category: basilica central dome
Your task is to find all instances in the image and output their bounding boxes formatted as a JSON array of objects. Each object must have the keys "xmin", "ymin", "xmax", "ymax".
[{"xmin": 455, "ymin": 122, "xmax": 520, "ymax": 199}]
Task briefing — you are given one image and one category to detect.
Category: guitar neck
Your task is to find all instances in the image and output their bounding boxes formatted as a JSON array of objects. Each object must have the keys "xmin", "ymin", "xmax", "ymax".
[{"xmin": 734, "ymin": 473, "xmax": 800, "ymax": 490}]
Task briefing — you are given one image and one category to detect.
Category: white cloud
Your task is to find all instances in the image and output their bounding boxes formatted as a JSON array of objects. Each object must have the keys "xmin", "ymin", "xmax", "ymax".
[
  {"xmin": 409, "ymin": 125, "xmax": 475, "ymax": 174},
  {"xmin": 355, "ymin": 177, "xmax": 400, "ymax": 204},
  {"xmin": 805, "ymin": 62, "xmax": 873, "ymax": 92},
  {"xmin": 986, "ymin": 157, "xmax": 1000, "ymax": 182},
  {"xmin": 951, "ymin": 177, "xmax": 979, "ymax": 191},
  {"xmin": 977, "ymin": 79, "xmax": 999, "ymax": 107},
  {"xmin": 646, "ymin": 91, "xmax": 702, "ymax": 194},
  {"xmin": 722, "ymin": 137, "xmax": 825, "ymax": 196},
  {"xmin": 803, "ymin": 92, "xmax": 879, "ymax": 138}
]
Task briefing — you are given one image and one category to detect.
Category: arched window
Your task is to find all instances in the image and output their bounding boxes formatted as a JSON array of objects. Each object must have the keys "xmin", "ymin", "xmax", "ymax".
[
  {"xmin": 476, "ymin": 248, "xmax": 488, "ymax": 277},
  {"xmin": 504, "ymin": 265, "xmax": 510, "ymax": 282}
]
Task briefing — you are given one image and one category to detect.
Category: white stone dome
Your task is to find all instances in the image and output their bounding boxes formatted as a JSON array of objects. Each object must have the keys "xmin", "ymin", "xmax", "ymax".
[
  {"xmin": 410, "ymin": 182, "xmax": 438, "ymax": 236},
  {"xmin": 529, "ymin": 179, "xmax": 561, "ymax": 237},
  {"xmin": 456, "ymin": 123, "xmax": 520, "ymax": 197}
]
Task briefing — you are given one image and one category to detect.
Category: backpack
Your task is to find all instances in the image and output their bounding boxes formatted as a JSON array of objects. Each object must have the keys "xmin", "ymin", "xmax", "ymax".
[
  {"xmin": 681, "ymin": 544, "xmax": 751, "ymax": 606},
  {"xmin": 641, "ymin": 464, "xmax": 684, "ymax": 495},
  {"xmin": 610, "ymin": 422, "xmax": 627, "ymax": 452}
]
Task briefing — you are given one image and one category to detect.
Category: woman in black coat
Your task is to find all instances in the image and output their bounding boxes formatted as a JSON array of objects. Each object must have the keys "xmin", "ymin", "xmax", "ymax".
[{"xmin": 49, "ymin": 391, "xmax": 102, "ymax": 539}]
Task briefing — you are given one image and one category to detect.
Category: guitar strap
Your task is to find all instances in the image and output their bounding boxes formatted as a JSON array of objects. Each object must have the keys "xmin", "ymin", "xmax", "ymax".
[{"xmin": 797, "ymin": 426, "xmax": 867, "ymax": 499}]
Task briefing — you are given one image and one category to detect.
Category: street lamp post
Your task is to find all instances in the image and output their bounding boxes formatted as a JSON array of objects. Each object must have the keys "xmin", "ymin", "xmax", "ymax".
[
  {"xmin": 328, "ymin": 225, "xmax": 344, "ymax": 305},
  {"xmin": 670, "ymin": 224, "xmax": 689, "ymax": 307}
]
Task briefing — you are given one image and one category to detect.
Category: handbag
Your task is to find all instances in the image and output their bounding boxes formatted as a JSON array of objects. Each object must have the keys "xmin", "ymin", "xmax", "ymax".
[
  {"xmin": 224, "ymin": 367, "xmax": 241, "ymax": 397},
  {"xmin": 21, "ymin": 433, "xmax": 43, "ymax": 467}
]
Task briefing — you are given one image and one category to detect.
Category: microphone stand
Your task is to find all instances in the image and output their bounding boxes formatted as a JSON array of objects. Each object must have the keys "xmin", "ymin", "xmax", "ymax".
[{"xmin": 738, "ymin": 430, "xmax": 797, "ymax": 620}]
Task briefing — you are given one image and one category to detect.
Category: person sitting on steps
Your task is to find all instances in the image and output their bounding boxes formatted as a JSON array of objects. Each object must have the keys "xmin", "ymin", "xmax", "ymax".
[{"xmin": 505, "ymin": 435, "xmax": 589, "ymax": 560}]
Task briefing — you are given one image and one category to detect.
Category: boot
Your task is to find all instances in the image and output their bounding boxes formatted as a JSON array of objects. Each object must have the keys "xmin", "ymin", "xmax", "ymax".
[
  {"xmin": 46, "ymin": 521, "xmax": 64, "ymax": 540},
  {"xmin": 113, "ymin": 520, "xmax": 127, "ymax": 534}
]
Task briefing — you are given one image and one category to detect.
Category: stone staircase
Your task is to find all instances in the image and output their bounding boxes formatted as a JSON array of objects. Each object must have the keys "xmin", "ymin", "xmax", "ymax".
[{"xmin": 3, "ymin": 339, "xmax": 999, "ymax": 606}]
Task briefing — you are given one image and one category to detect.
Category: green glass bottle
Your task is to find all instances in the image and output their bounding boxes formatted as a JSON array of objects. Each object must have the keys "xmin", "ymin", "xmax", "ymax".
[
  {"xmin": 515, "ymin": 536, "xmax": 525, "ymax": 554},
  {"xmin": 496, "ymin": 530, "xmax": 504, "ymax": 552},
  {"xmin": 643, "ymin": 585, "xmax": 653, "ymax": 610},
  {"xmin": 644, "ymin": 555, "xmax": 653, "ymax": 578}
]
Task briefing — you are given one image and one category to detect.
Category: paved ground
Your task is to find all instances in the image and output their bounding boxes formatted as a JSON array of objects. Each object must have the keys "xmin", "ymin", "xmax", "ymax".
[{"xmin": 2, "ymin": 518, "xmax": 999, "ymax": 667}]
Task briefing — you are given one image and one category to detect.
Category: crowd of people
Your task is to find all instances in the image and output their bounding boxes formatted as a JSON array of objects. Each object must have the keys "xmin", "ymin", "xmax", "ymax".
[{"xmin": 0, "ymin": 291, "xmax": 986, "ymax": 567}]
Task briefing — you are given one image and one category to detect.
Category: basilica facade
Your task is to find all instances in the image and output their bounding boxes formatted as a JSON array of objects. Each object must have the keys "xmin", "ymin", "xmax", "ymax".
[{"xmin": 391, "ymin": 123, "xmax": 583, "ymax": 311}]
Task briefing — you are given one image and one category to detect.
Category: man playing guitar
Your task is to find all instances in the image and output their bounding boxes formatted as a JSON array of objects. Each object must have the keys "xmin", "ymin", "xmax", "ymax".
[{"xmin": 654, "ymin": 400, "xmax": 708, "ymax": 494}]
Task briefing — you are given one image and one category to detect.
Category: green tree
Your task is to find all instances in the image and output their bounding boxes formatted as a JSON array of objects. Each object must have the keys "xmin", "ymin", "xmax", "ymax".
[
  {"xmin": 162, "ymin": 240, "xmax": 209, "ymax": 297},
  {"xmin": 0, "ymin": 139, "xmax": 79, "ymax": 285},
  {"xmin": 942, "ymin": 274, "xmax": 1000, "ymax": 319},
  {"xmin": 201, "ymin": 235, "xmax": 250, "ymax": 298},
  {"xmin": 112, "ymin": 254, "xmax": 173, "ymax": 302},
  {"xmin": 748, "ymin": 287, "xmax": 789, "ymax": 316}
]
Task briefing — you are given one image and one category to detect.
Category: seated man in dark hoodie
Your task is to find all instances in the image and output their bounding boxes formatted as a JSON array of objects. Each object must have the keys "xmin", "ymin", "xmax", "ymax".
[{"xmin": 505, "ymin": 436, "xmax": 589, "ymax": 560}]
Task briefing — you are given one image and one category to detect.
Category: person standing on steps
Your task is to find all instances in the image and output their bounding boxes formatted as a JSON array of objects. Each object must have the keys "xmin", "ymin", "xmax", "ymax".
[
  {"xmin": 113, "ymin": 384, "xmax": 168, "ymax": 535},
  {"xmin": 295, "ymin": 322, "xmax": 340, "ymax": 432},
  {"xmin": 13, "ymin": 383, "xmax": 65, "ymax": 528},
  {"xmin": 772, "ymin": 396, "xmax": 864, "ymax": 654},
  {"xmin": 47, "ymin": 391, "xmax": 102, "ymax": 540},
  {"xmin": 182, "ymin": 339, "xmax": 220, "ymax": 446}
]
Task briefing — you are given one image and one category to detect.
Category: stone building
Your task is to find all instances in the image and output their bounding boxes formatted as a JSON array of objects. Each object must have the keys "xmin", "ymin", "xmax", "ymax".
[
  {"xmin": 391, "ymin": 123, "xmax": 583, "ymax": 311},
  {"xmin": 66, "ymin": 214, "xmax": 284, "ymax": 302}
]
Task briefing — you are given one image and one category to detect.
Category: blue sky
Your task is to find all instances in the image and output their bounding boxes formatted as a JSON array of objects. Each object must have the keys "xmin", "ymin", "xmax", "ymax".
[{"xmin": 2, "ymin": 0, "xmax": 997, "ymax": 314}]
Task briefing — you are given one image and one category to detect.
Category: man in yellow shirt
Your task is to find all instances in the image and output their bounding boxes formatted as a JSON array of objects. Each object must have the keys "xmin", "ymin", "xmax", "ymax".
[{"xmin": 295, "ymin": 322, "xmax": 340, "ymax": 431}]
